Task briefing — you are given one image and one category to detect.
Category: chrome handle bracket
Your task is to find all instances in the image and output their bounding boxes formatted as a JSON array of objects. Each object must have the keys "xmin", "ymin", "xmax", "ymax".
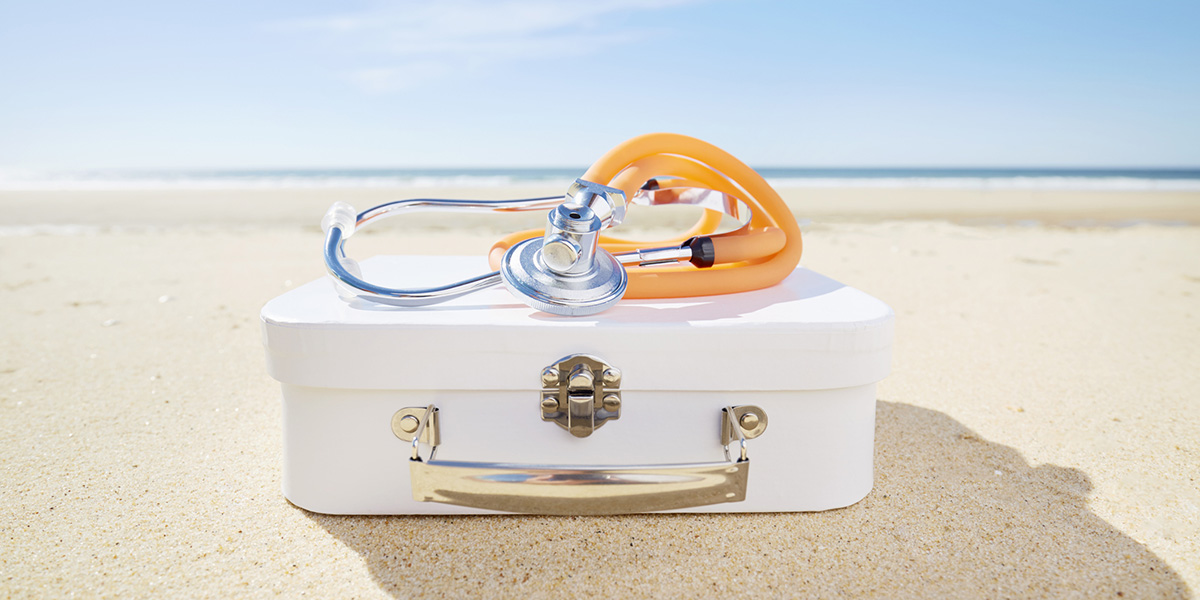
[
  {"xmin": 391, "ymin": 406, "xmax": 440, "ymax": 447},
  {"xmin": 721, "ymin": 405, "xmax": 768, "ymax": 446}
]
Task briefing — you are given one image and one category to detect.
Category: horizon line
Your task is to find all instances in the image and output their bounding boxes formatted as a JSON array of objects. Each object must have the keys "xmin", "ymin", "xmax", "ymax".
[{"xmin": 5, "ymin": 165, "xmax": 1200, "ymax": 174}]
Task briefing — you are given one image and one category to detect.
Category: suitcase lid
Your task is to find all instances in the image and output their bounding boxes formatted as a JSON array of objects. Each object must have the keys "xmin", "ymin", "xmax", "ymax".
[{"xmin": 261, "ymin": 255, "xmax": 893, "ymax": 392}]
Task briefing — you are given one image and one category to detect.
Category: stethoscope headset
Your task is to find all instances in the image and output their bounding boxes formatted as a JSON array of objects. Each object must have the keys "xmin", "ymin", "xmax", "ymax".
[{"xmin": 322, "ymin": 133, "xmax": 803, "ymax": 316}]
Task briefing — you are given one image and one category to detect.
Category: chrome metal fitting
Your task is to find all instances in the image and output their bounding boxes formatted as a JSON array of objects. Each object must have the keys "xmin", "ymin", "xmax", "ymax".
[
  {"xmin": 542, "ymin": 204, "xmax": 602, "ymax": 275},
  {"xmin": 498, "ymin": 238, "xmax": 627, "ymax": 317},
  {"xmin": 540, "ymin": 354, "xmax": 622, "ymax": 438},
  {"xmin": 565, "ymin": 179, "xmax": 626, "ymax": 228},
  {"xmin": 497, "ymin": 179, "xmax": 629, "ymax": 316}
]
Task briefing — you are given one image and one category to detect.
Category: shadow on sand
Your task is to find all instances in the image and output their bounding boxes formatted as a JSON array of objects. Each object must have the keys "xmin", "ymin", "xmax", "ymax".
[{"xmin": 308, "ymin": 401, "xmax": 1190, "ymax": 598}]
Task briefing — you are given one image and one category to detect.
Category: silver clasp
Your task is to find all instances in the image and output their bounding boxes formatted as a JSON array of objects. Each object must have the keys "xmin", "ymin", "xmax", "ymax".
[{"xmin": 539, "ymin": 354, "xmax": 622, "ymax": 437}]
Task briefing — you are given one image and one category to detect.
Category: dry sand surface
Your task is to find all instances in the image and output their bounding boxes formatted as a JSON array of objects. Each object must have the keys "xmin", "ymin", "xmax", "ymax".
[{"xmin": 1, "ymin": 187, "xmax": 1198, "ymax": 598}]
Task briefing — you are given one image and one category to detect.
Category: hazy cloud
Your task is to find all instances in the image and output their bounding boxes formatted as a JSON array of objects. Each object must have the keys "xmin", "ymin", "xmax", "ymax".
[{"xmin": 279, "ymin": 0, "xmax": 703, "ymax": 91}]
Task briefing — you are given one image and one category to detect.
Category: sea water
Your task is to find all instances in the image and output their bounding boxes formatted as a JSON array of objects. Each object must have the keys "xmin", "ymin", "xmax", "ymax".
[{"xmin": 1, "ymin": 167, "xmax": 1198, "ymax": 191}]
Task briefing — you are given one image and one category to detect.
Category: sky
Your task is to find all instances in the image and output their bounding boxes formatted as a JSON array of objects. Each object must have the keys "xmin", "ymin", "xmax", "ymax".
[{"xmin": 0, "ymin": 0, "xmax": 1198, "ymax": 169}]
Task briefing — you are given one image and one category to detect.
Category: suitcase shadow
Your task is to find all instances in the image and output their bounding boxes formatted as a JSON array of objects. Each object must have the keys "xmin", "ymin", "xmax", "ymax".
[{"xmin": 305, "ymin": 401, "xmax": 1190, "ymax": 598}]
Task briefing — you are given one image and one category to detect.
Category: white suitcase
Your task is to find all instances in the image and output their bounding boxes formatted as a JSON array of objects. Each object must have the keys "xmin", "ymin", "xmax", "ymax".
[{"xmin": 261, "ymin": 255, "xmax": 894, "ymax": 515}]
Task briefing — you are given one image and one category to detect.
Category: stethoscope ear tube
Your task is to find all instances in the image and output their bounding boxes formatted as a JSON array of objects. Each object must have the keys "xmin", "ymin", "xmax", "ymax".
[
  {"xmin": 322, "ymin": 199, "xmax": 523, "ymax": 307},
  {"xmin": 324, "ymin": 218, "xmax": 504, "ymax": 307}
]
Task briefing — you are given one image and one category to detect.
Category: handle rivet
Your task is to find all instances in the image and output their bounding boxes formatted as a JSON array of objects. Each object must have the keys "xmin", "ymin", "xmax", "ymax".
[
  {"xmin": 398, "ymin": 415, "xmax": 421, "ymax": 434},
  {"xmin": 739, "ymin": 413, "xmax": 761, "ymax": 430}
]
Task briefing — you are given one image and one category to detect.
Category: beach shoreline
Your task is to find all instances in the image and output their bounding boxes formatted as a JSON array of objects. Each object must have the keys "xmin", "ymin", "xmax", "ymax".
[{"xmin": 2, "ymin": 187, "xmax": 1198, "ymax": 232}]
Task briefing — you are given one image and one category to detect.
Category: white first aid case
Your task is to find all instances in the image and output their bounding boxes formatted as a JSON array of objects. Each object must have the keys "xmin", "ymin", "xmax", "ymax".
[{"xmin": 261, "ymin": 255, "xmax": 894, "ymax": 515}]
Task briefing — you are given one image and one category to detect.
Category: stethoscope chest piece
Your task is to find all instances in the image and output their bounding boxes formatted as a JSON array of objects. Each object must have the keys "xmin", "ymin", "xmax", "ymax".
[{"xmin": 499, "ymin": 202, "xmax": 628, "ymax": 317}]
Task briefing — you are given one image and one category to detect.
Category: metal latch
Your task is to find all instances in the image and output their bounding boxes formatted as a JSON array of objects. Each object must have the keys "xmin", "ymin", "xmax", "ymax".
[{"xmin": 539, "ymin": 354, "xmax": 621, "ymax": 437}]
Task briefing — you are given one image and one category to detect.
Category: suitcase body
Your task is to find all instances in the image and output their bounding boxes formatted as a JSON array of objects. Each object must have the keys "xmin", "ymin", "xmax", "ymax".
[{"xmin": 261, "ymin": 255, "xmax": 894, "ymax": 515}]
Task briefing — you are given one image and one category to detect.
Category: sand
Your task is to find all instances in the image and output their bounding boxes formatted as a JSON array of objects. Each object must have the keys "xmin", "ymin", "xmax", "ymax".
[{"xmin": 1, "ymin": 186, "xmax": 1197, "ymax": 598}]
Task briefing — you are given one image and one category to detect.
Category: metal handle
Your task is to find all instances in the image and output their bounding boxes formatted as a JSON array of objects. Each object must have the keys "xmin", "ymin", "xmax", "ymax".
[{"xmin": 400, "ymin": 405, "xmax": 760, "ymax": 515}]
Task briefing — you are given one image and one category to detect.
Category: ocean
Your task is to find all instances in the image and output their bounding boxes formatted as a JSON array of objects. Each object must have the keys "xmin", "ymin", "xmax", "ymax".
[{"xmin": 1, "ymin": 167, "xmax": 1198, "ymax": 191}]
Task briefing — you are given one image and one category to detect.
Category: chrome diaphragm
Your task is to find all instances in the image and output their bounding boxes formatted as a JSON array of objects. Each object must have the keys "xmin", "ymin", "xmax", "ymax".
[{"xmin": 499, "ymin": 237, "xmax": 627, "ymax": 317}]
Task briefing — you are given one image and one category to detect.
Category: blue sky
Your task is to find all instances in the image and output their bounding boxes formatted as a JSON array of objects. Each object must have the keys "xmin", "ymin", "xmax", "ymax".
[{"xmin": 1, "ymin": 0, "xmax": 1197, "ymax": 169}]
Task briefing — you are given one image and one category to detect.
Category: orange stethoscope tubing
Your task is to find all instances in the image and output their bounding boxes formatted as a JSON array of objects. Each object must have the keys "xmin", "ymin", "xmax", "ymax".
[{"xmin": 488, "ymin": 133, "xmax": 803, "ymax": 299}]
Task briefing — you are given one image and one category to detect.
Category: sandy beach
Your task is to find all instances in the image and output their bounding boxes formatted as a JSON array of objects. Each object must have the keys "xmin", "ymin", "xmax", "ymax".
[{"xmin": 1, "ymin": 186, "xmax": 1197, "ymax": 598}]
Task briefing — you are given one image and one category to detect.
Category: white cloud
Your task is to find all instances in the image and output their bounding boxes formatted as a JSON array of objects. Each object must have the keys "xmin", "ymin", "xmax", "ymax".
[{"xmin": 279, "ymin": 0, "xmax": 704, "ymax": 91}]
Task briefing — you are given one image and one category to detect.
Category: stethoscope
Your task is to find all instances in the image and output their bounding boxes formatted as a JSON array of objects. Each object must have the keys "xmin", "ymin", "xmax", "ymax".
[{"xmin": 322, "ymin": 133, "xmax": 804, "ymax": 316}]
